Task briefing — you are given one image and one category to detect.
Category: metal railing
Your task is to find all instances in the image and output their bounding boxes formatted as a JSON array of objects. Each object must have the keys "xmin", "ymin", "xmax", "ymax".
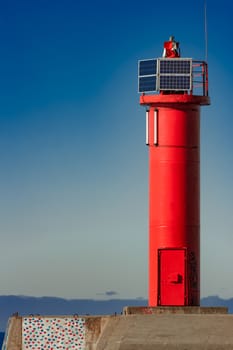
[{"xmin": 191, "ymin": 60, "xmax": 208, "ymax": 96}]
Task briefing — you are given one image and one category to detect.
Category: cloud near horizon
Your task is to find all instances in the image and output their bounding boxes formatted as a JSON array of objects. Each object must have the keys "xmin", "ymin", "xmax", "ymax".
[{"xmin": 96, "ymin": 291, "xmax": 119, "ymax": 297}]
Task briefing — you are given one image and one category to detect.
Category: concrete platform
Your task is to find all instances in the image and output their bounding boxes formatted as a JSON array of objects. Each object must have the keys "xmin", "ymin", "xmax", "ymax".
[
  {"xmin": 3, "ymin": 311, "xmax": 233, "ymax": 350},
  {"xmin": 97, "ymin": 313, "xmax": 233, "ymax": 350},
  {"xmin": 123, "ymin": 306, "xmax": 228, "ymax": 315}
]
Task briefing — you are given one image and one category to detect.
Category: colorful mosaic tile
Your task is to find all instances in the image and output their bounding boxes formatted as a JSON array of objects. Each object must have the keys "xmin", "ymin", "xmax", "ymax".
[{"xmin": 22, "ymin": 316, "xmax": 85, "ymax": 350}]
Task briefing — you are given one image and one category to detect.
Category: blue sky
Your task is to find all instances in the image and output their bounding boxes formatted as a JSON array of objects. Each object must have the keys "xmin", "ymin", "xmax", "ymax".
[{"xmin": 0, "ymin": 0, "xmax": 232, "ymax": 300}]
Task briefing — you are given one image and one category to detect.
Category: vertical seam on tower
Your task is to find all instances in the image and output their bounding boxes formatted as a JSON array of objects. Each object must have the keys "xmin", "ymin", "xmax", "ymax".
[
  {"xmin": 154, "ymin": 110, "xmax": 158, "ymax": 146},
  {"xmin": 146, "ymin": 110, "xmax": 149, "ymax": 145}
]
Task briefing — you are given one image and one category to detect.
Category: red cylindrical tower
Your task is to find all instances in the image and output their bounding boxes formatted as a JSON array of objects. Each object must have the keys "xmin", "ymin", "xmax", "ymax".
[{"xmin": 139, "ymin": 46, "xmax": 210, "ymax": 306}]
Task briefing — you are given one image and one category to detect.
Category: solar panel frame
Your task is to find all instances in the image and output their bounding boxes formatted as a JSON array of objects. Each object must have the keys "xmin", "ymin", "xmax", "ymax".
[
  {"xmin": 138, "ymin": 58, "xmax": 157, "ymax": 93},
  {"xmin": 157, "ymin": 58, "xmax": 192, "ymax": 91},
  {"xmin": 138, "ymin": 58, "xmax": 193, "ymax": 93}
]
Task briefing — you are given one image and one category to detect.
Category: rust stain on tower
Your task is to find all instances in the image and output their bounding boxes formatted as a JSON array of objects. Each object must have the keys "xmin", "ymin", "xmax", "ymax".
[{"xmin": 138, "ymin": 36, "xmax": 210, "ymax": 307}]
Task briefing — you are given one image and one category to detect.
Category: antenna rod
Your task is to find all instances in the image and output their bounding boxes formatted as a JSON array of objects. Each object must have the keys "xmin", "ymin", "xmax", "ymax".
[{"xmin": 204, "ymin": 0, "xmax": 208, "ymax": 62}]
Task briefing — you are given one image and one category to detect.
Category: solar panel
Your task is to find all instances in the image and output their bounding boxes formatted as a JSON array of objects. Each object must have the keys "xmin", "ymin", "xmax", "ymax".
[
  {"xmin": 138, "ymin": 58, "xmax": 192, "ymax": 92},
  {"xmin": 159, "ymin": 59, "xmax": 191, "ymax": 74},
  {"xmin": 159, "ymin": 76, "xmax": 191, "ymax": 90},
  {"xmin": 139, "ymin": 59, "xmax": 157, "ymax": 76},
  {"xmin": 138, "ymin": 59, "xmax": 157, "ymax": 92},
  {"xmin": 158, "ymin": 58, "xmax": 192, "ymax": 91},
  {"xmin": 139, "ymin": 76, "xmax": 156, "ymax": 93}
]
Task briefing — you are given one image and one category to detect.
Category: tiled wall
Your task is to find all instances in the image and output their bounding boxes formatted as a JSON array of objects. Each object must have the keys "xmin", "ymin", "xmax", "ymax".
[{"xmin": 22, "ymin": 316, "xmax": 85, "ymax": 350}]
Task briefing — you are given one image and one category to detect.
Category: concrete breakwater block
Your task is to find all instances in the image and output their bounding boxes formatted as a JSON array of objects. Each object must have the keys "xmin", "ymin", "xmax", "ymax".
[{"xmin": 3, "ymin": 311, "xmax": 233, "ymax": 350}]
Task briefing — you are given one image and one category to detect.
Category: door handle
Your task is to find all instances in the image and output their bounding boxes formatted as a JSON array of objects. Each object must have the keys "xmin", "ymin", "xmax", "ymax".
[{"xmin": 169, "ymin": 273, "xmax": 183, "ymax": 284}]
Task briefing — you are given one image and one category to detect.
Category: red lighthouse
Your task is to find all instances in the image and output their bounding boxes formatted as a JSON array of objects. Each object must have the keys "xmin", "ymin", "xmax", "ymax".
[{"xmin": 138, "ymin": 37, "xmax": 210, "ymax": 307}]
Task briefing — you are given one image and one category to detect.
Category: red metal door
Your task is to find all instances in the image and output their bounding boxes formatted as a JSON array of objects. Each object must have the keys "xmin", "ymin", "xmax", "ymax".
[{"xmin": 158, "ymin": 249, "xmax": 186, "ymax": 306}]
